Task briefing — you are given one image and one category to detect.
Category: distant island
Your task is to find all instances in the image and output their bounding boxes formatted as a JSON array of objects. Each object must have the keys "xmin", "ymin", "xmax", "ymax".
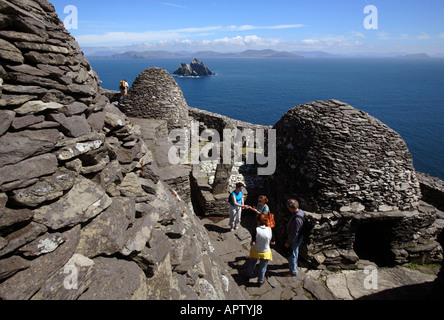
[
  {"xmin": 87, "ymin": 49, "xmax": 304, "ymax": 59},
  {"xmin": 173, "ymin": 59, "xmax": 214, "ymax": 77},
  {"xmin": 395, "ymin": 53, "xmax": 431, "ymax": 59},
  {"xmin": 85, "ymin": 49, "xmax": 441, "ymax": 60}
]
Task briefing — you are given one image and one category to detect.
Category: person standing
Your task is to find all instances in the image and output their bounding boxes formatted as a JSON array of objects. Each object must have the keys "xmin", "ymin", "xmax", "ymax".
[
  {"xmin": 119, "ymin": 79, "xmax": 129, "ymax": 102},
  {"xmin": 284, "ymin": 199, "xmax": 305, "ymax": 276},
  {"xmin": 252, "ymin": 195, "xmax": 275, "ymax": 229},
  {"xmin": 229, "ymin": 182, "xmax": 249, "ymax": 231},
  {"xmin": 246, "ymin": 214, "xmax": 275, "ymax": 285}
]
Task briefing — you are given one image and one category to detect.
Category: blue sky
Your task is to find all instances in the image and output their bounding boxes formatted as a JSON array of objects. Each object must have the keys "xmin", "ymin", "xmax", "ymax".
[{"xmin": 51, "ymin": 0, "xmax": 444, "ymax": 55}]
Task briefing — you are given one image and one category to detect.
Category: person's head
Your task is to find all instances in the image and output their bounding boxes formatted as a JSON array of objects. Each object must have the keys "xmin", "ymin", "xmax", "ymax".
[
  {"xmin": 235, "ymin": 182, "xmax": 244, "ymax": 191},
  {"xmin": 286, "ymin": 199, "xmax": 299, "ymax": 212},
  {"xmin": 258, "ymin": 195, "xmax": 268, "ymax": 205},
  {"xmin": 258, "ymin": 214, "xmax": 268, "ymax": 226}
]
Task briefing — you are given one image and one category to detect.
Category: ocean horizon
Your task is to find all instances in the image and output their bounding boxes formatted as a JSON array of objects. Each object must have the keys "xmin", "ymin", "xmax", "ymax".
[{"xmin": 89, "ymin": 57, "xmax": 444, "ymax": 181}]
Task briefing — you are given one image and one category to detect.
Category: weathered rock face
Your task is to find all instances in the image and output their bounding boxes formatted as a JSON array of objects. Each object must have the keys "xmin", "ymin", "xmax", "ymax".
[
  {"xmin": 272, "ymin": 99, "xmax": 421, "ymax": 214},
  {"xmin": 173, "ymin": 59, "xmax": 214, "ymax": 77},
  {"xmin": 120, "ymin": 67, "xmax": 190, "ymax": 131},
  {"xmin": 0, "ymin": 0, "xmax": 244, "ymax": 300}
]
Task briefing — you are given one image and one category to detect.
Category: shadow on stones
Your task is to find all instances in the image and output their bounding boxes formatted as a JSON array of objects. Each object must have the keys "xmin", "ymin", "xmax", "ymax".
[{"xmin": 357, "ymin": 282, "xmax": 435, "ymax": 300}]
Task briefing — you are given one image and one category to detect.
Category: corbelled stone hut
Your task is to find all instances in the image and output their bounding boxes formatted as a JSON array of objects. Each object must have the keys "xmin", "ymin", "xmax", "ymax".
[
  {"xmin": 272, "ymin": 99, "xmax": 421, "ymax": 213},
  {"xmin": 120, "ymin": 67, "xmax": 190, "ymax": 131}
]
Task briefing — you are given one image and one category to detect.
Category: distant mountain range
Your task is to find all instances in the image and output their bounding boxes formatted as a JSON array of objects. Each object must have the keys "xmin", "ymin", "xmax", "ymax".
[
  {"xmin": 87, "ymin": 49, "xmax": 304, "ymax": 59},
  {"xmin": 86, "ymin": 49, "xmax": 435, "ymax": 60}
]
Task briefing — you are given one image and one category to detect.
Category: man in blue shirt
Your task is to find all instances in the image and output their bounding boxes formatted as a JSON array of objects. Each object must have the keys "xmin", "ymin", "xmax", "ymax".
[{"xmin": 284, "ymin": 199, "xmax": 304, "ymax": 276}]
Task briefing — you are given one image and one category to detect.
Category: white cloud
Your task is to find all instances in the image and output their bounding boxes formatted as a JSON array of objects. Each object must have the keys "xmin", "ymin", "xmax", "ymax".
[
  {"xmin": 74, "ymin": 24, "xmax": 305, "ymax": 46},
  {"xmin": 75, "ymin": 26, "xmax": 222, "ymax": 45},
  {"xmin": 161, "ymin": 2, "xmax": 188, "ymax": 9},
  {"xmin": 440, "ymin": 33, "xmax": 444, "ymax": 39},
  {"xmin": 229, "ymin": 24, "xmax": 304, "ymax": 31},
  {"xmin": 377, "ymin": 31, "xmax": 390, "ymax": 40},
  {"xmin": 350, "ymin": 31, "xmax": 365, "ymax": 38},
  {"xmin": 417, "ymin": 32, "xmax": 430, "ymax": 40}
]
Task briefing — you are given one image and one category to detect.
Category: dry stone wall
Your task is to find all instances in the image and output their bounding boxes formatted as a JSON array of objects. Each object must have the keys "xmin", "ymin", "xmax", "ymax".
[
  {"xmin": 120, "ymin": 67, "xmax": 190, "ymax": 131},
  {"xmin": 267, "ymin": 100, "xmax": 442, "ymax": 270},
  {"xmin": 0, "ymin": 0, "xmax": 244, "ymax": 300},
  {"xmin": 272, "ymin": 99, "xmax": 421, "ymax": 214}
]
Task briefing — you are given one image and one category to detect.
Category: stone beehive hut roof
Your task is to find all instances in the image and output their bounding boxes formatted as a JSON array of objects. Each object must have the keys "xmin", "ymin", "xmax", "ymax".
[
  {"xmin": 120, "ymin": 67, "xmax": 190, "ymax": 131},
  {"xmin": 273, "ymin": 99, "xmax": 421, "ymax": 213}
]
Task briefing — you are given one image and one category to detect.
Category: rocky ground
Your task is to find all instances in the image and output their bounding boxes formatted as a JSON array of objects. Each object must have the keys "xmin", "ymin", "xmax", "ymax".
[{"xmin": 202, "ymin": 212, "xmax": 439, "ymax": 300}]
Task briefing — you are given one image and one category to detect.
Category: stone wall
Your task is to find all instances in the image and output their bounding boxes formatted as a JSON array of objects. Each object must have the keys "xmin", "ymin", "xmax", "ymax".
[
  {"xmin": 120, "ymin": 67, "xmax": 190, "ymax": 131},
  {"xmin": 416, "ymin": 171, "xmax": 444, "ymax": 212},
  {"xmin": 266, "ymin": 100, "xmax": 442, "ymax": 270},
  {"xmin": 272, "ymin": 99, "xmax": 421, "ymax": 214},
  {"xmin": 189, "ymin": 106, "xmax": 270, "ymax": 135},
  {"xmin": 0, "ymin": 0, "xmax": 244, "ymax": 300}
]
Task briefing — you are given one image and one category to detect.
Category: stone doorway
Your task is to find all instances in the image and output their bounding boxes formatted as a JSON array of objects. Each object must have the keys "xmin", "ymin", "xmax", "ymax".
[{"xmin": 353, "ymin": 219, "xmax": 397, "ymax": 267}]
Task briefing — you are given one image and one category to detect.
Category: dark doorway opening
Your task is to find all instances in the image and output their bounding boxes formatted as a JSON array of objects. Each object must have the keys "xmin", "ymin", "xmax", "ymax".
[{"xmin": 353, "ymin": 219, "xmax": 397, "ymax": 267}]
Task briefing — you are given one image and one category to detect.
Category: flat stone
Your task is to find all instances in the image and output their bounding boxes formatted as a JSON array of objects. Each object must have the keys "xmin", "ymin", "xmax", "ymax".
[
  {"xmin": 0, "ymin": 207, "xmax": 34, "ymax": 230},
  {"xmin": 47, "ymin": 113, "xmax": 91, "ymax": 138},
  {"xmin": 76, "ymin": 197, "xmax": 135, "ymax": 258},
  {"xmin": 11, "ymin": 168, "xmax": 77, "ymax": 207},
  {"xmin": 78, "ymin": 257, "xmax": 147, "ymax": 300},
  {"xmin": 0, "ymin": 38, "xmax": 24, "ymax": 63},
  {"xmin": 0, "ymin": 225, "xmax": 80, "ymax": 300},
  {"xmin": 0, "ymin": 256, "xmax": 31, "ymax": 281},
  {"xmin": 31, "ymin": 253, "xmax": 95, "ymax": 300},
  {"xmin": 18, "ymin": 232, "xmax": 65, "ymax": 257},
  {"xmin": 0, "ymin": 30, "xmax": 46, "ymax": 43},
  {"xmin": 0, "ymin": 153, "xmax": 58, "ymax": 187},
  {"xmin": 14, "ymin": 100, "xmax": 64, "ymax": 115},
  {"xmin": 0, "ymin": 129, "xmax": 59, "ymax": 167},
  {"xmin": 0, "ymin": 110, "xmax": 15, "ymax": 136},
  {"xmin": 33, "ymin": 177, "xmax": 112, "ymax": 230},
  {"xmin": 121, "ymin": 207, "xmax": 160, "ymax": 256},
  {"xmin": 0, "ymin": 221, "xmax": 48, "ymax": 257},
  {"xmin": 11, "ymin": 114, "xmax": 45, "ymax": 130},
  {"xmin": 24, "ymin": 51, "xmax": 70, "ymax": 66},
  {"xmin": 55, "ymin": 139, "xmax": 104, "ymax": 161}
]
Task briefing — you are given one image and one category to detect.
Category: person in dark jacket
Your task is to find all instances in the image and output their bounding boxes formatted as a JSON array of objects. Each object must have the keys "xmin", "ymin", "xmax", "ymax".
[{"xmin": 284, "ymin": 199, "xmax": 305, "ymax": 276}]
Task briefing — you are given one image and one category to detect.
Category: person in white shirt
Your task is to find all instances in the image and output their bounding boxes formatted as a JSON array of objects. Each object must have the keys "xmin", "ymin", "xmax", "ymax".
[{"xmin": 245, "ymin": 214, "xmax": 275, "ymax": 285}]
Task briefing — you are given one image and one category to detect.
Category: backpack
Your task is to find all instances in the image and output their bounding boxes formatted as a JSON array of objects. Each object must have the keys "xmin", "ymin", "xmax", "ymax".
[
  {"xmin": 119, "ymin": 80, "xmax": 126, "ymax": 90},
  {"xmin": 266, "ymin": 213, "xmax": 275, "ymax": 228},
  {"xmin": 296, "ymin": 214, "xmax": 315, "ymax": 241}
]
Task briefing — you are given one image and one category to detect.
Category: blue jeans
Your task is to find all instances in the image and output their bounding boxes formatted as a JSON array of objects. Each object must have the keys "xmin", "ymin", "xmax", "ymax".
[
  {"xmin": 246, "ymin": 258, "xmax": 269, "ymax": 283},
  {"xmin": 287, "ymin": 236, "xmax": 303, "ymax": 275}
]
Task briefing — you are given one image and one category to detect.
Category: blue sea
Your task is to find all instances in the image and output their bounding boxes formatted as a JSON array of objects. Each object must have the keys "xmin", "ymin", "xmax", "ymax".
[{"xmin": 89, "ymin": 58, "xmax": 444, "ymax": 180}]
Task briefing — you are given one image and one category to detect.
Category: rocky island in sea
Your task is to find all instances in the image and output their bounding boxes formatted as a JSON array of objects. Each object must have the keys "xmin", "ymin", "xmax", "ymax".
[
  {"xmin": 0, "ymin": 0, "xmax": 443, "ymax": 301},
  {"xmin": 173, "ymin": 59, "xmax": 214, "ymax": 77}
]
